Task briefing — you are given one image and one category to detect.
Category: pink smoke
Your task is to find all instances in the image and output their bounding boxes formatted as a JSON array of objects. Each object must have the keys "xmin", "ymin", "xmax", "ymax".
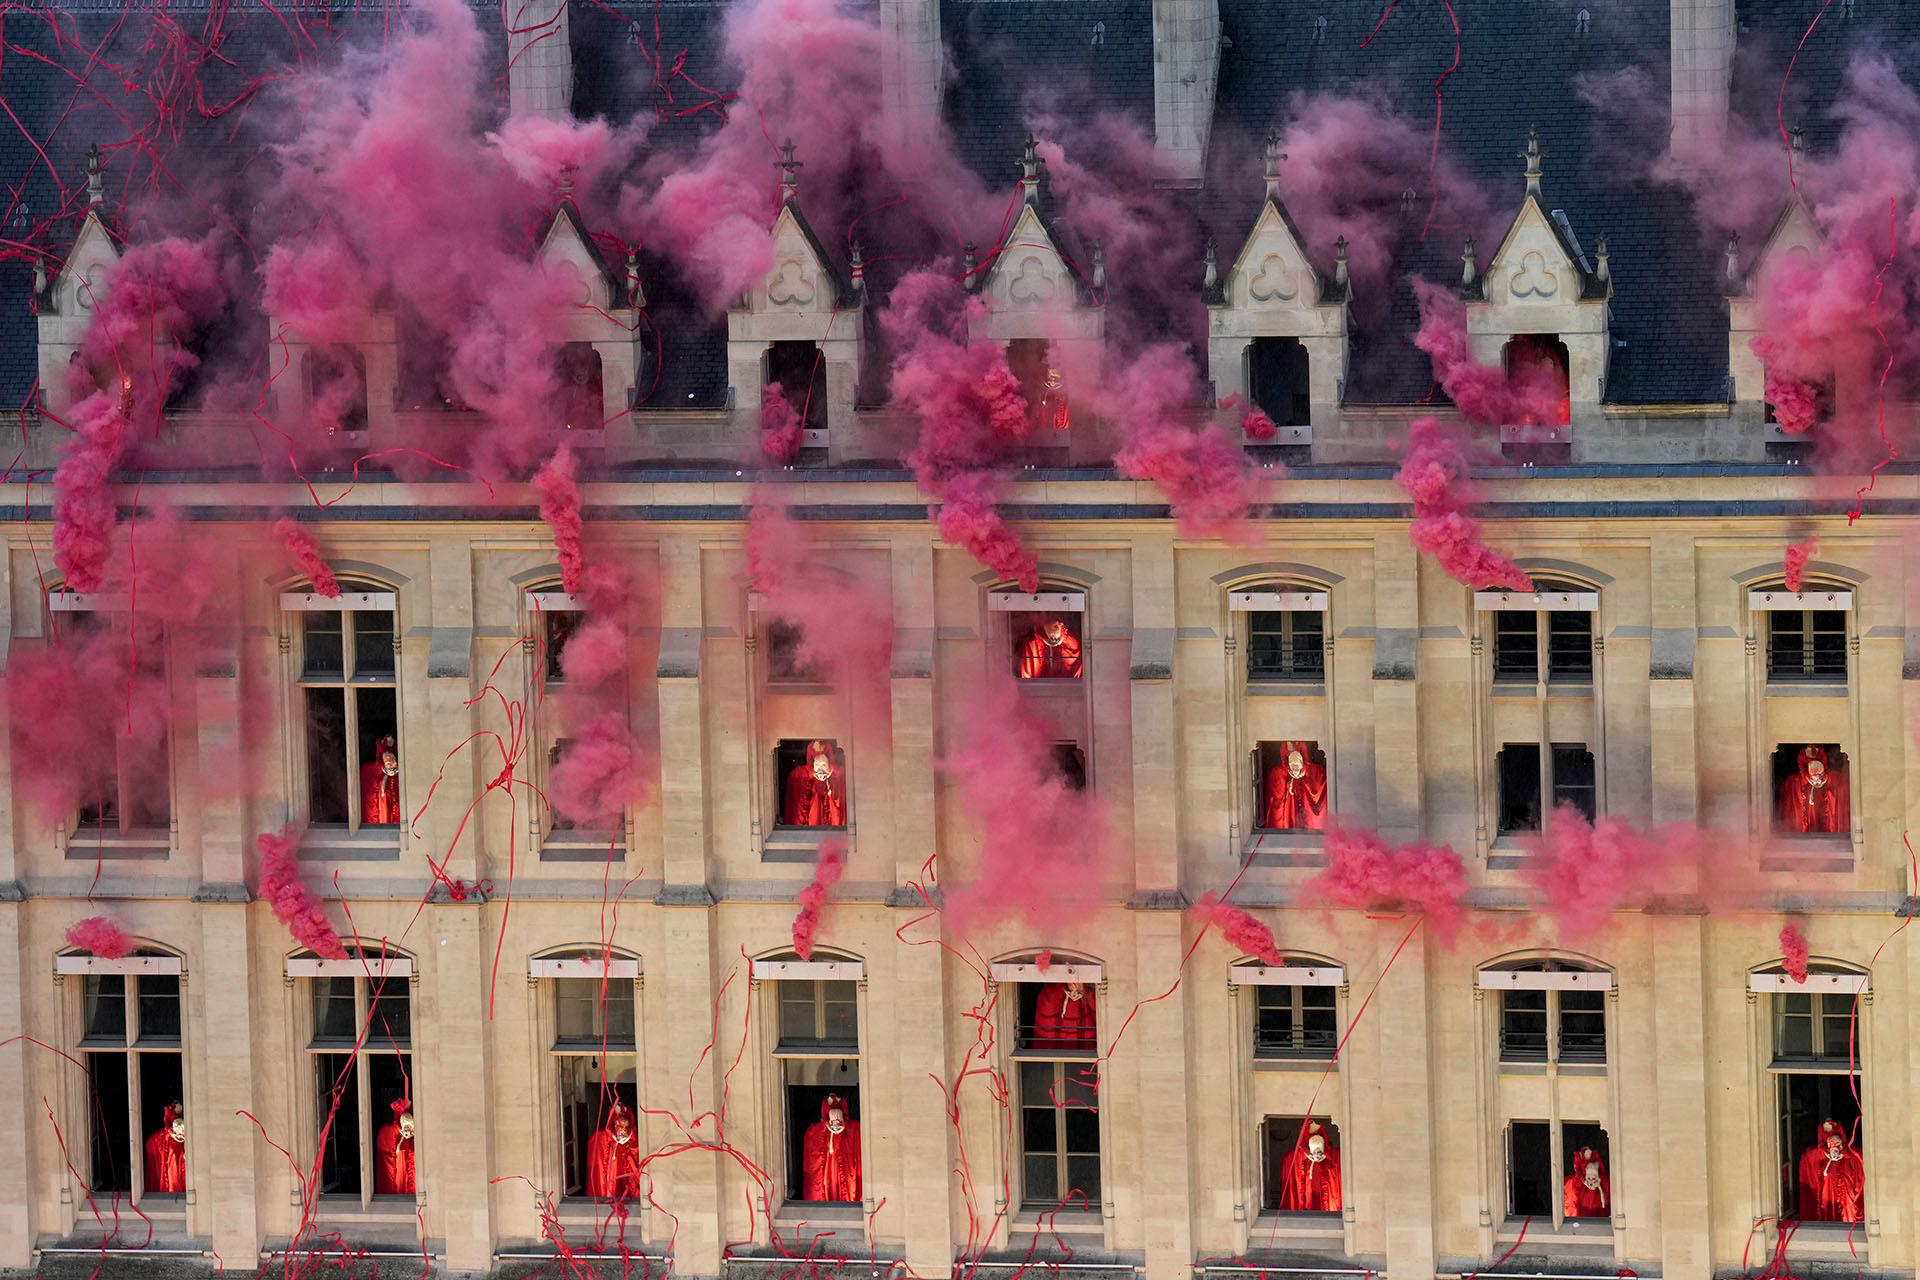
[
  {"xmin": 66, "ymin": 916, "xmax": 134, "ymax": 959},
  {"xmin": 1221, "ymin": 395, "xmax": 1278, "ymax": 441},
  {"xmin": 1104, "ymin": 345, "xmax": 1268, "ymax": 542},
  {"xmin": 941, "ymin": 683, "xmax": 1113, "ymax": 934},
  {"xmin": 11, "ymin": 616, "xmax": 171, "ymax": 821},
  {"xmin": 1303, "ymin": 827, "xmax": 1467, "ymax": 943},
  {"xmin": 790, "ymin": 836, "xmax": 848, "ymax": 961},
  {"xmin": 1190, "ymin": 892, "xmax": 1282, "ymax": 966},
  {"xmin": 1396, "ymin": 417, "xmax": 1531, "ymax": 590},
  {"xmin": 1412, "ymin": 280, "xmax": 1565, "ymax": 427},
  {"xmin": 547, "ymin": 711, "xmax": 648, "ymax": 828},
  {"xmin": 52, "ymin": 393, "xmax": 123, "ymax": 596},
  {"xmin": 274, "ymin": 519, "xmax": 340, "ymax": 597},
  {"xmin": 1520, "ymin": 807, "xmax": 1756, "ymax": 940},
  {"xmin": 532, "ymin": 446, "xmax": 585, "ymax": 594},
  {"xmin": 258, "ymin": 825, "xmax": 347, "ymax": 959},
  {"xmin": 745, "ymin": 503, "xmax": 893, "ymax": 694},
  {"xmin": 761, "ymin": 383, "xmax": 804, "ymax": 464},
  {"xmin": 1781, "ymin": 922, "xmax": 1811, "ymax": 985},
  {"xmin": 1784, "ymin": 535, "xmax": 1819, "ymax": 592}
]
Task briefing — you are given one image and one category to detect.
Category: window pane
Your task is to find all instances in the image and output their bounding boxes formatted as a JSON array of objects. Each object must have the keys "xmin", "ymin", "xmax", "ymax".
[
  {"xmin": 556, "ymin": 980, "xmax": 597, "ymax": 1042},
  {"xmin": 303, "ymin": 612, "xmax": 344, "ymax": 679},
  {"xmin": 1022, "ymin": 1106, "xmax": 1058, "ymax": 1154},
  {"xmin": 86, "ymin": 1051, "xmax": 131, "ymax": 1192},
  {"xmin": 369, "ymin": 981, "xmax": 410, "ymax": 1047},
  {"xmin": 1248, "ymin": 611, "xmax": 1324, "ymax": 682},
  {"xmin": 1809, "ymin": 612, "xmax": 1847, "ymax": 680},
  {"xmin": 557, "ymin": 1053, "xmax": 639, "ymax": 1200},
  {"xmin": 304, "ymin": 687, "xmax": 349, "ymax": 824},
  {"xmin": 1064, "ymin": 1154, "xmax": 1102, "ymax": 1203},
  {"xmin": 352, "ymin": 611, "xmax": 395, "ymax": 679},
  {"xmin": 1547, "ymin": 610, "xmax": 1593, "ymax": 680},
  {"xmin": 1508, "ymin": 1120, "xmax": 1552, "ymax": 1216},
  {"xmin": 1019, "ymin": 1060, "xmax": 1055, "ymax": 1103},
  {"xmin": 1552, "ymin": 746, "xmax": 1597, "ymax": 822},
  {"xmin": 1501, "ymin": 990, "xmax": 1548, "ymax": 1060},
  {"xmin": 312, "ymin": 977, "xmax": 358, "ymax": 1042},
  {"xmin": 315, "ymin": 1052, "xmax": 360, "ymax": 1195},
  {"xmin": 137, "ymin": 1051, "xmax": 185, "ymax": 1197},
  {"xmin": 1558, "ymin": 990, "xmax": 1606, "ymax": 1062},
  {"xmin": 779, "ymin": 986, "xmax": 816, "ymax": 1043},
  {"xmin": 1063, "ymin": 1107, "xmax": 1100, "ymax": 1153},
  {"xmin": 1777, "ymin": 1012, "xmax": 1813, "ymax": 1059},
  {"xmin": 367, "ymin": 1053, "xmax": 414, "ymax": 1196},
  {"xmin": 1498, "ymin": 745, "xmax": 1542, "ymax": 833},
  {"xmin": 1821, "ymin": 1002, "xmax": 1856, "ymax": 1061},
  {"xmin": 1493, "ymin": 613, "xmax": 1539, "ymax": 681},
  {"xmin": 1023, "ymin": 1154, "xmax": 1058, "ymax": 1205},
  {"xmin": 543, "ymin": 610, "xmax": 578, "ymax": 684},
  {"xmin": 354, "ymin": 687, "xmax": 400, "ymax": 826},
  {"xmin": 821, "ymin": 981, "xmax": 858, "ymax": 1043},
  {"xmin": 1061, "ymin": 1063, "xmax": 1099, "ymax": 1108},
  {"xmin": 137, "ymin": 976, "xmax": 182, "ymax": 1042},
  {"xmin": 83, "ymin": 975, "xmax": 127, "ymax": 1042}
]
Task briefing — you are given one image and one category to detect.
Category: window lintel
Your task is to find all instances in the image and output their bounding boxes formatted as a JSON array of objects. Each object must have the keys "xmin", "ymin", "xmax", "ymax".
[
  {"xmin": 1475, "ymin": 590, "xmax": 1598, "ymax": 613},
  {"xmin": 281, "ymin": 591, "xmax": 398, "ymax": 613},
  {"xmin": 989, "ymin": 591, "xmax": 1085, "ymax": 613},
  {"xmin": 1750, "ymin": 590, "xmax": 1852, "ymax": 613},
  {"xmin": 56, "ymin": 953, "xmax": 183, "ymax": 976},
  {"xmin": 525, "ymin": 591, "xmax": 583, "ymax": 614},
  {"xmin": 48, "ymin": 590, "xmax": 131, "ymax": 613},
  {"xmin": 990, "ymin": 961, "xmax": 1102, "ymax": 985},
  {"xmin": 287, "ymin": 954, "xmax": 413, "ymax": 979},
  {"xmin": 1476, "ymin": 968, "xmax": 1611, "ymax": 992},
  {"xmin": 531, "ymin": 956, "xmax": 641, "ymax": 980},
  {"xmin": 1751, "ymin": 970, "xmax": 1867, "ymax": 994},
  {"xmin": 752, "ymin": 958, "xmax": 863, "ymax": 981},
  {"xmin": 1230, "ymin": 962, "xmax": 1343, "ymax": 986},
  {"xmin": 1230, "ymin": 590, "xmax": 1329, "ymax": 613}
]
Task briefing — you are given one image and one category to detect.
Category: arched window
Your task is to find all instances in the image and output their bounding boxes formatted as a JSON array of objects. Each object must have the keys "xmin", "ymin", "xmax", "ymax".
[
  {"xmin": 751, "ymin": 949, "xmax": 863, "ymax": 1206},
  {"xmin": 1750, "ymin": 959, "xmax": 1867, "ymax": 1222},
  {"xmin": 283, "ymin": 575, "xmax": 399, "ymax": 843},
  {"xmin": 287, "ymin": 945, "xmax": 415, "ymax": 1205},
  {"xmin": 530, "ymin": 948, "xmax": 641, "ymax": 1206},
  {"xmin": 61, "ymin": 945, "xmax": 185, "ymax": 1202}
]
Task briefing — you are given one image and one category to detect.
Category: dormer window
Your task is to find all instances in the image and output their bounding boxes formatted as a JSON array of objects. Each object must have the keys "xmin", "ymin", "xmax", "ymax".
[
  {"xmin": 766, "ymin": 341, "xmax": 827, "ymax": 431},
  {"xmin": 1007, "ymin": 338, "xmax": 1068, "ymax": 434},
  {"xmin": 1247, "ymin": 337, "xmax": 1310, "ymax": 428},
  {"xmin": 1503, "ymin": 335, "xmax": 1571, "ymax": 426},
  {"xmin": 306, "ymin": 346, "xmax": 368, "ymax": 435},
  {"xmin": 553, "ymin": 343, "xmax": 604, "ymax": 432}
]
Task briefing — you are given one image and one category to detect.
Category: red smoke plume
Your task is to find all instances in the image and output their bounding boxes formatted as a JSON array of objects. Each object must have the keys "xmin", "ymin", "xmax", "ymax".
[
  {"xmin": 66, "ymin": 916, "xmax": 134, "ymax": 959},
  {"xmin": 1412, "ymin": 280, "xmax": 1565, "ymax": 427},
  {"xmin": 1105, "ymin": 345, "xmax": 1268, "ymax": 542},
  {"xmin": 1190, "ymin": 893, "xmax": 1282, "ymax": 966},
  {"xmin": 761, "ymin": 384, "xmax": 804, "ymax": 465},
  {"xmin": 1221, "ymin": 395, "xmax": 1278, "ymax": 442},
  {"xmin": 1304, "ymin": 828, "xmax": 1467, "ymax": 943},
  {"xmin": 1521, "ymin": 807, "xmax": 1755, "ymax": 940},
  {"xmin": 274, "ymin": 519, "xmax": 340, "ymax": 597},
  {"xmin": 1396, "ymin": 417, "xmax": 1531, "ymax": 590},
  {"xmin": 11, "ymin": 617, "xmax": 171, "ymax": 821},
  {"xmin": 546, "ymin": 711, "xmax": 646, "ymax": 828},
  {"xmin": 258, "ymin": 825, "xmax": 348, "ymax": 959},
  {"xmin": 744, "ymin": 503, "xmax": 893, "ymax": 697},
  {"xmin": 791, "ymin": 837, "xmax": 848, "ymax": 961},
  {"xmin": 940, "ymin": 683, "xmax": 1113, "ymax": 934},
  {"xmin": 1780, "ymin": 922, "xmax": 1811, "ymax": 985},
  {"xmin": 532, "ymin": 446, "xmax": 585, "ymax": 594},
  {"xmin": 1784, "ymin": 535, "xmax": 1819, "ymax": 592}
]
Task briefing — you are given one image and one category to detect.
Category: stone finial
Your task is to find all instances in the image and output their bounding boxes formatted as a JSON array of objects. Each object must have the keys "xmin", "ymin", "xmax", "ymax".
[
  {"xmin": 1334, "ymin": 235, "xmax": 1349, "ymax": 288},
  {"xmin": 1520, "ymin": 126, "xmax": 1545, "ymax": 200},
  {"xmin": 1202, "ymin": 238, "xmax": 1218, "ymax": 290},
  {"xmin": 1461, "ymin": 237, "xmax": 1477, "ymax": 288},
  {"xmin": 776, "ymin": 138, "xmax": 803, "ymax": 204},
  {"xmin": 849, "ymin": 239, "xmax": 866, "ymax": 302},
  {"xmin": 1263, "ymin": 131, "xmax": 1285, "ymax": 205},
  {"xmin": 1090, "ymin": 240, "xmax": 1106, "ymax": 292},
  {"xmin": 1788, "ymin": 124, "xmax": 1806, "ymax": 159},
  {"xmin": 963, "ymin": 240, "xmax": 977, "ymax": 280},
  {"xmin": 1724, "ymin": 232, "xmax": 1742, "ymax": 291},
  {"xmin": 1401, "ymin": 187, "xmax": 1418, "ymax": 217},
  {"xmin": 1594, "ymin": 233, "xmax": 1609, "ymax": 284},
  {"xmin": 625, "ymin": 249, "xmax": 645, "ymax": 309},
  {"xmin": 1019, "ymin": 134, "xmax": 1042, "ymax": 205},
  {"xmin": 33, "ymin": 257, "xmax": 47, "ymax": 299},
  {"xmin": 86, "ymin": 143, "xmax": 104, "ymax": 208}
]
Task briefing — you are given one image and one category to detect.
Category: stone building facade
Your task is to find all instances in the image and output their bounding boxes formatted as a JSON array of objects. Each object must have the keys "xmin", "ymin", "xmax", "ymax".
[{"xmin": 2, "ymin": 2, "xmax": 1918, "ymax": 1280}]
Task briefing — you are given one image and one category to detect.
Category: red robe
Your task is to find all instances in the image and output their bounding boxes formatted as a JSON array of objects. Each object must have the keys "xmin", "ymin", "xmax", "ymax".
[
  {"xmin": 144, "ymin": 1127, "xmax": 186, "ymax": 1193},
  {"xmin": 1262, "ymin": 762, "xmax": 1329, "ymax": 830},
  {"xmin": 586, "ymin": 1127, "xmax": 641, "ymax": 1200},
  {"xmin": 1508, "ymin": 337, "xmax": 1571, "ymax": 427},
  {"xmin": 783, "ymin": 763, "xmax": 846, "ymax": 826},
  {"xmin": 1033, "ymin": 985, "xmax": 1097, "ymax": 1047},
  {"xmin": 1797, "ymin": 1143, "xmax": 1865, "ymax": 1222},
  {"xmin": 1779, "ymin": 768, "xmax": 1847, "ymax": 834},
  {"xmin": 1278, "ymin": 1145, "xmax": 1341, "ymax": 1212},
  {"xmin": 1018, "ymin": 628, "xmax": 1082, "ymax": 679},
  {"xmin": 374, "ymin": 1122, "xmax": 416, "ymax": 1195},
  {"xmin": 801, "ymin": 1118, "xmax": 861, "ymax": 1201},
  {"xmin": 1563, "ymin": 1158, "xmax": 1609, "ymax": 1217},
  {"xmin": 361, "ymin": 762, "xmax": 401, "ymax": 825}
]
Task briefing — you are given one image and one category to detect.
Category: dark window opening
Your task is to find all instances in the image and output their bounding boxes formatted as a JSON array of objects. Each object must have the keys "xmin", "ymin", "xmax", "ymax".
[
  {"xmin": 767, "ymin": 340, "xmax": 827, "ymax": 431},
  {"xmin": 1778, "ymin": 1073, "xmax": 1863, "ymax": 1222},
  {"xmin": 765, "ymin": 619, "xmax": 824, "ymax": 684},
  {"xmin": 304, "ymin": 686, "xmax": 398, "ymax": 827},
  {"xmin": 1051, "ymin": 743, "xmax": 1087, "ymax": 792},
  {"xmin": 1491, "ymin": 604, "xmax": 1592, "ymax": 684},
  {"xmin": 1496, "ymin": 743, "xmax": 1596, "ymax": 833},
  {"xmin": 1254, "ymin": 985, "xmax": 1337, "ymax": 1058},
  {"xmin": 1771, "ymin": 743, "xmax": 1849, "ymax": 836},
  {"xmin": 315, "ymin": 1052, "xmax": 362, "ymax": 1194},
  {"xmin": 1019, "ymin": 1059, "xmax": 1099, "ymax": 1209},
  {"xmin": 80, "ymin": 974, "xmax": 185, "ymax": 1200},
  {"xmin": 1247, "ymin": 609, "xmax": 1324, "ymax": 682},
  {"xmin": 306, "ymin": 346, "xmax": 368, "ymax": 435},
  {"xmin": 1767, "ymin": 609, "xmax": 1847, "ymax": 681},
  {"xmin": 775, "ymin": 739, "xmax": 847, "ymax": 828},
  {"xmin": 1497, "ymin": 973, "xmax": 1607, "ymax": 1064},
  {"xmin": 1259, "ymin": 1116, "xmax": 1341, "ymax": 1213},
  {"xmin": 1254, "ymin": 740, "xmax": 1329, "ymax": 832},
  {"xmin": 784, "ymin": 1075, "xmax": 861, "ymax": 1203},
  {"xmin": 557, "ymin": 1055, "xmax": 639, "ymax": 1200},
  {"xmin": 1503, "ymin": 334, "xmax": 1571, "ymax": 426},
  {"xmin": 86, "ymin": 1051, "xmax": 132, "ymax": 1193},
  {"xmin": 541, "ymin": 609, "xmax": 579, "ymax": 685},
  {"xmin": 397, "ymin": 317, "xmax": 463, "ymax": 410},
  {"xmin": 1500, "ymin": 990, "xmax": 1548, "ymax": 1062},
  {"xmin": 1508, "ymin": 1120, "xmax": 1553, "ymax": 1217},
  {"xmin": 1248, "ymin": 337, "xmax": 1311, "ymax": 429},
  {"xmin": 1017, "ymin": 980, "xmax": 1098, "ymax": 1053},
  {"xmin": 1012, "ymin": 611, "xmax": 1084, "ymax": 680},
  {"xmin": 1007, "ymin": 338, "xmax": 1069, "ymax": 435},
  {"xmin": 313, "ymin": 1005, "xmax": 411, "ymax": 1200},
  {"xmin": 65, "ymin": 612, "xmax": 170, "ymax": 833},
  {"xmin": 554, "ymin": 343, "xmax": 604, "ymax": 431},
  {"xmin": 1559, "ymin": 989, "xmax": 1606, "ymax": 1062}
]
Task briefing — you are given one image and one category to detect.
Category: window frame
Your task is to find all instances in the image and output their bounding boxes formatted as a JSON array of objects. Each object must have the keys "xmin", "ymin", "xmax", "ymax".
[
  {"xmin": 295, "ymin": 950, "xmax": 415, "ymax": 1208},
  {"xmin": 1252, "ymin": 983, "xmax": 1339, "ymax": 1060},
  {"xmin": 1750, "ymin": 586, "xmax": 1852, "ymax": 684},
  {"xmin": 1495, "ymin": 742, "xmax": 1597, "ymax": 833},
  {"xmin": 523, "ymin": 590, "xmax": 627, "ymax": 855},
  {"xmin": 282, "ymin": 584, "xmax": 401, "ymax": 843},
  {"xmin": 1017, "ymin": 1057, "xmax": 1101, "ymax": 1212},
  {"xmin": 1476, "ymin": 585, "xmax": 1597, "ymax": 686},
  {"xmin": 1479, "ymin": 964, "xmax": 1611, "ymax": 1066},
  {"xmin": 48, "ymin": 592, "xmax": 175, "ymax": 850},
  {"xmin": 535, "ymin": 953, "xmax": 643, "ymax": 1206},
  {"xmin": 754, "ymin": 953, "xmax": 865, "ymax": 1208},
  {"xmin": 65, "ymin": 954, "xmax": 186, "ymax": 1206}
]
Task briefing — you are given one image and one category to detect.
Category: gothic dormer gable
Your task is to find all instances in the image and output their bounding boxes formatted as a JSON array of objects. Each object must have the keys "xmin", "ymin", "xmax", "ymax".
[
  {"xmin": 44, "ymin": 209, "xmax": 122, "ymax": 319},
  {"xmin": 1737, "ymin": 196, "xmax": 1822, "ymax": 298},
  {"xmin": 984, "ymin": 203, "xmax": 1078, "ymax": 314},
  {"xmin": 1481, "ymin": 198, "xmax": 1602, "ymax": 309},
  {"xmin": 537, "ymin": 203, "xmax": 624, "ymax": 314},
  {"xmin": 1226, "ymin": 201, "xmax": 1325, "ymax": 313},
  {"xmin": 756, "ymin": 201, "xmax": 841, "ymax": 316}
]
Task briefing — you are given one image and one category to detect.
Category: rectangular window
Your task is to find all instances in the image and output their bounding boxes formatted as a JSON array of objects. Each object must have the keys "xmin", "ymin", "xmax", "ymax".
[
  {"xmin": 1254, "ymin": 986, "xmax": 1337, "ymax": 1059},
  {"xmin": 549, "ymin": 976, "xmax": 639, "ymax": 1200},
  {"xmin": 541, "ymin": 609, "xmax": 579, "ymax": 686},
  {"xmin": 771, "ymin": 977, "xmax": 861, "ymax": 1204},
  {"xmin": 1016, "ymin": 981, "xmax": 1098, "ymax": 1053},
  {"xmin": 1507, "ymin": 1120, "xmax": 1552, "ymax": 1216},
  {"xmin": 1771, "ymin": 744, "xmax": 1850, "ymax": 836},
  {"xmin": 77, "ymin": 973, "xmax": 184, "ymax": 1200},
  {"xmin": 1255, "ymin": 740, "xmax": 1329, "ymax": 832},
  {"xmin": 1019, "ymin": 1059, "xmax": 1100, "ymax": 1209},
  {"xmin": 777, "ymin": 979, "xmax": 858, "ymax": 1052},
  {"xmin": 1247, "ymin": 337, "xmax": 1311, "ymax": 429},
  {"xmin": 1247, "ymin": 611, "xmax": 1324, "ymax": 682},
  {"xmin": 774, "ymin": 739, "xmax": 847, "ymax": 829},
  {"xmin": 308, "ymin": 972, "xmax": 413, "ymax": 1203},
  {"xmin": 1551, "ymin": 745, "xmax": 1597, "ymax": 821},
  {"xmin": 1259, "ymin": 1116, "xmax": 1342, "ymax": 1213},
  {"xmin": 63, "ymin": 610, "xmax": 171, "ymax": 836},
  {"xmin": 1768, "ymin": 610, "xmax": 1847, "ymax": 681},
  {"xmin": 1500, "ymin": 986, "xmax": 1607, "ymax": 1065},
  {"xmin": 765, "ymin": 619, "xmax": 823, "ymax": 684},
  {"xmin": 296, "ymin": 605, "xmax": 399, "ymax": 833},
  {"xmin": 1777, "ymin": 1074, "xmax": 1863, "ymax": 1221},
  {"xmin": 1773, "ymin": 991, "xmax": 1857, "ymax": 1064},
  {"xmin": 1492, "ymin": 610, "xmax": 1592, "ymax": 683},
  {"xmin": 1012, "ymin": 612, "xmax": 1084, "ymax": 680},
  {"xmin": 1500, "ymin": 990, "xmax": 1549, "ymax": 1062},
  {"xmin": 1497, "ymin": 743, "xmax": 1596, "ymax": 832}
]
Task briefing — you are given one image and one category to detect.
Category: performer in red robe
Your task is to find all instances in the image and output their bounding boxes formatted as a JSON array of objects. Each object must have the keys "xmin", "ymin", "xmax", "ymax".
[
  {"xmin": 585, "ymin": 1101, "xmax": 641, "ymax": 1200},
  {"xmin": 1018, "ymin": 618, "xmax": 1083, "ymax": 679},
  {"xmin": 1797, "ymin": 1119, "xmax": 1865, "ymax": 1222},
  {"xmin": 1278, "ymin": 1119, "xmax": 1341, "ymax": 1211},
  {"xmin": 1508, "ymin": 336, "xmax": 1571, "ymax": 427},
  {"xmin": 801, "ymin": 1095, "xmax": 861, "ymax": 1201},
  {"xmin": 783, "ymin": 740, "xmax": 846, "ymax": 826},
  {"xmin": 1563, "ymin": 1146, "xmax": 1609, "ymax": 1218},
  {"xmin": 1033, "ymin": 981, "xmax": 1097, "ymax": 1047},
  {"xmin": 361, "ymin": 737, "xmax": 401, "ymax": 825},
  {"xmin": 1262, "ymin": 743, "xmax": 1329, "ymax": 830},
  {"xmin": 1040, "ymin": 367, "xmax": 1070, "ymax": 433},
  {"xmin": 143, "ymin": 1102, "xmax": 186, "ymax": 1193},
  {"xmin": 1779, "ymin": 746, "xmax": 1847, "ymax": 834},
  {"xmin": 374, "ymin": 1100, "xmax": 416, "ymax": 1195}
]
